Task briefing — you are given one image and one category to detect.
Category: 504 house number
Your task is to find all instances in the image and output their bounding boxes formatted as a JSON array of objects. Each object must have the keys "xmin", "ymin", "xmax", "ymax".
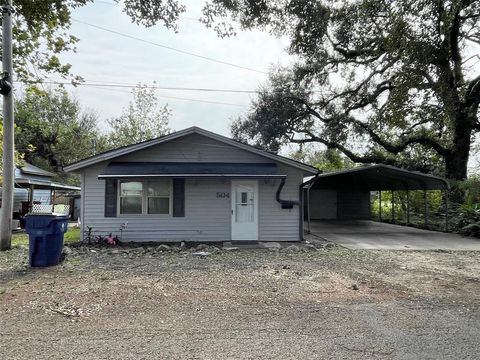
[{"xmin": 216, "ymin": 192, "xmax": 230, "ymax": 198}]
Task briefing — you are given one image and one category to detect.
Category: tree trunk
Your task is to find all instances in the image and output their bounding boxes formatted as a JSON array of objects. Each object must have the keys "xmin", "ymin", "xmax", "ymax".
[
  {"xmin": 444, "ymin": 110, "xmax": 474, "ymax": 203},
  {"xmin": 445, "ymin": 109, "xmax": 474, "ymax": 180}
]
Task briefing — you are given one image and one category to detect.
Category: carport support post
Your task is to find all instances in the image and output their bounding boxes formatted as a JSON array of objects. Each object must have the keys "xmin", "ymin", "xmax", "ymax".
[
  {"xmin": 406, "ymin": 190, "xmax": 410, "ymax": 225},
  {"xmin": 391, "ymin": 190, "xmax": 395, "ymax": 223},
  {"xmin": 29, "ymin": 184, "xmax": 34, "ymax": 212},
  {"xmin": 307, "ymin": 186, "xmax": 311, "ymax": 234},
  {"xmin": 379, "ymin": 191, "xmax": 382, "ymax": 221},
  {"xmin": 51, "ymin": 189, "xmax": 56, "ymax": 213},
  {"xmin": 423, "ymin": 190, "xmax": 428, "ymax": 227},
  {"xmin": 444, "ymin": 189, "xmax": 449, "ymax": 232}
]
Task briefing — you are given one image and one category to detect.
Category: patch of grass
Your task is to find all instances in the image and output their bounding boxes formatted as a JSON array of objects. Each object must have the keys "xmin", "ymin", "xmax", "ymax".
[
  {"xmin": 11, "ymin": 232, "xmax": 29, "ymax": 247},
  {"xmin": 11, "ymin": 227, "xmax": 81, "ymax": 247},
  {"xmin": 64, "ymin": 228, "xmax": 81, "ymax": 244}
]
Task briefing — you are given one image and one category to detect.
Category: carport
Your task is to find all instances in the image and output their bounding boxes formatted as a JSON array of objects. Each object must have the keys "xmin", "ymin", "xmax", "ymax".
[{"xmin": 304, "ymin": 164, "xmax": 451, "ymax": 240}]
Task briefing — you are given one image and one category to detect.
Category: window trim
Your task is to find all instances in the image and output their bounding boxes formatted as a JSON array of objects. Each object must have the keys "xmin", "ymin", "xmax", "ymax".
[{"xmin": 117, "ymin": 179, "xmax": 172, "ymax": 216}]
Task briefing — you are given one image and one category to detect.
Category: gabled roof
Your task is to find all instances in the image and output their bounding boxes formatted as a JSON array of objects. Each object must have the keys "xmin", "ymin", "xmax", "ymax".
[
  {"xmin": 20, "ymin": 163, "xmax": 55, "ymax": 178},
  {"xmin": 63, "ymin": 126, "xmax": 318, "ymax": 174}
]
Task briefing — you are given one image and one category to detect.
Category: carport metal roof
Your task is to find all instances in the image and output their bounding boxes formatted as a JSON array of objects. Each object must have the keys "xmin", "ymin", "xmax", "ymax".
[{"xmin": 308, "ymin": 164, "xmax": 449, "ymax": 191}]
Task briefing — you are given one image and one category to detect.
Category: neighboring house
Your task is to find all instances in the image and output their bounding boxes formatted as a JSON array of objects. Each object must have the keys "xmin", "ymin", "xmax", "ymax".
[
  {"xmin": 0, "ymin": 163, "xmax": 80, "ymax": 218},
  {"xmin": 64, "ymin": 127, "xmax": 318, "ymax": 242}
]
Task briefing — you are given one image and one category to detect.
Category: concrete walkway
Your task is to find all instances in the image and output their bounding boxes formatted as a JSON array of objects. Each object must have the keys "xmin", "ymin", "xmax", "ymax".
[{"xmin": 308, "ymin": 220, "xmax": 480, "ymax": 250}]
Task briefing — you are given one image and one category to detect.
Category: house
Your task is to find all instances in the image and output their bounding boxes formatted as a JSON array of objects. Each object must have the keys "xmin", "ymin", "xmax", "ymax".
[
  {"xmin": 64, "ymin": 127, "xmax": 318, "ymax": 242},
  {"xmin": 0, "ymin": 163, "xmax": 80, "ymax": 228}
]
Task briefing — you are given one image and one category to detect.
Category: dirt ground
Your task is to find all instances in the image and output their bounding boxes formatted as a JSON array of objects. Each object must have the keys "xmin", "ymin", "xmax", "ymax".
[{"xmin": 0, "ymin": 243, "xmax": 479, "ymax": 360}]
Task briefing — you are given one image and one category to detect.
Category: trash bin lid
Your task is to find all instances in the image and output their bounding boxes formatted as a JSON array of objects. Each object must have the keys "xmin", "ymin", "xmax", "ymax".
[{"xmin": 25, "ymin": 213, "xmax": 69, "ymax": 218}]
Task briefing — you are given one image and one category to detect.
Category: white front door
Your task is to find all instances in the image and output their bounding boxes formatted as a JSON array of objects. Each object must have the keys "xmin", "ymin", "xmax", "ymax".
[{"xmin": 231, "ymin": 180, "xmax": 258, "ymax": 240}]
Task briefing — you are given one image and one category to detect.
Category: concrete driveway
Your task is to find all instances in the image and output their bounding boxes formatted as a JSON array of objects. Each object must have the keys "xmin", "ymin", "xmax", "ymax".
[{"xmin": 308, "ymin": 220, "xmax": 480, "ymax": 250}]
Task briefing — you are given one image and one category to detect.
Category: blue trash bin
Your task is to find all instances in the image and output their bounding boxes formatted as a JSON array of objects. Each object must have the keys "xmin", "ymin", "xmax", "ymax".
[{"xmin": 24, "ymin": 214, "xmax": 69, "ymax": 267}]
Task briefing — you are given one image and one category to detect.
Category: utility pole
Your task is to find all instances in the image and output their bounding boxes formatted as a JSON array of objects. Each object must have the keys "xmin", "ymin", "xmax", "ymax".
[{"xmin": 0, "ymin": 0, "xmax": 14, "ymax": 251}]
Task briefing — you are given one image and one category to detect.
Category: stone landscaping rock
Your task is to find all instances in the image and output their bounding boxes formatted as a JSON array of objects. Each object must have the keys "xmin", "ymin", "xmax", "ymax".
[
  {"xmin": 171, "ymin": 245, "xmax": 181, "ymax": 252},
  {"xmin": 283, "ymin": 245, "xmax": 300, "ymax": 253},
  {"xmin": 192, "ymin": 251, "xmax": 210, "ymax": 257},
  {"xmin": 302, "ymin": 244, "xmax": 317, "ymax": 251},
  {"xmin": 260, "ymin": 242, "xmax": 281, "ymax": 249},
  {"xmin": 324, "ymin": 243, "xmax": 336, "ymax": 249},
  {"xmin": 62, "ymin": 246, "xmax": 73, "ymax": 256},
  {"xmin": 180, "ymin": 241, "xmax": 187, "ymax": 251},
  {"xmin": 156, "ymin": 244, "xmax": 171, "ymax": 252},
  {"xmin": 196, "ymin": 244, "xmax": 209, "ymax": 250},
  {"xmin": 223, "ymin": 246, "xmax": 239, "ymax": 251}
]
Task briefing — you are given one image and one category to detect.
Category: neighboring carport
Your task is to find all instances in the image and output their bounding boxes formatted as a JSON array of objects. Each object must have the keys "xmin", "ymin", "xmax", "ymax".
[{"xmin": 305, "ymin": 164, "xmax": 450, "ymax": 234}]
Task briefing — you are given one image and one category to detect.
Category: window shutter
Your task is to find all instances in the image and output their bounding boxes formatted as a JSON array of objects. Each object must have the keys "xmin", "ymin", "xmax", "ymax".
[
  {"xmin": 105, "ymin": 179, "xmax": 118, "ymax": 217},
  {"xmin": 172, "ymin": 178, "xmax": 185, "ymax": 217}
]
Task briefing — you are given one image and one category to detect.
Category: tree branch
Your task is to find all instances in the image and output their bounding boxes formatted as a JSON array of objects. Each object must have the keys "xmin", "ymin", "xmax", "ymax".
[
  {"xmin": 466, "ymin": 74, "xmax": 480, "ymax": 107},
  {"xmin": 289, "ymin": 131, "xmax": 395, "ymax": 165}
]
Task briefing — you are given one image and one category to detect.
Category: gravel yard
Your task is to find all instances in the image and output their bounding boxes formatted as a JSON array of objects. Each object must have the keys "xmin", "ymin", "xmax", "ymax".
[{"xmin": 0, "ymin": 243, "xmax": 479, "ymax": 359}]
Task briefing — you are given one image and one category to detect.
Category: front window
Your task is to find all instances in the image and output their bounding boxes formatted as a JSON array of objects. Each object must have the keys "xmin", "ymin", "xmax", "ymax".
[
  {"xmin": 120, "ymin": 181, "xmax": 143, "ymax": 214},
  {"xmin": 119, "ymin": 180, "xmax": 171, "ymax": 215},
  {"xmin": 147, "ymin": 180, "xmax": 170, "ymax": 214}
]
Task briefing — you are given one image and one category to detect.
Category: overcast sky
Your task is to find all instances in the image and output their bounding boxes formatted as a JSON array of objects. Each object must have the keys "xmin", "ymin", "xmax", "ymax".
[{"xmin": 56, "ymin": 0, "xmax": 293, "ymax": 137}]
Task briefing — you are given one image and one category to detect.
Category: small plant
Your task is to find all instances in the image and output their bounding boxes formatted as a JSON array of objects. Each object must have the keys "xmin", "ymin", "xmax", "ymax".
[
  {"xmin": 83, "ymin": 226, "xmax": 119, "ymax": 246},
  {"xmin": 450, "ymin": 203, "xmax": 480, "ymax": 237}
]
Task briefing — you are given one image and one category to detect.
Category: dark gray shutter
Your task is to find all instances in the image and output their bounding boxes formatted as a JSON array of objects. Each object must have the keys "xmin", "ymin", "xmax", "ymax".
[
  {"xmin": 172, "ymin": 178, "xmax": 185, "ymax": 217},
  {"xmin": 105, "ymin": 179, "xmax": 118, "ymax": 217}
]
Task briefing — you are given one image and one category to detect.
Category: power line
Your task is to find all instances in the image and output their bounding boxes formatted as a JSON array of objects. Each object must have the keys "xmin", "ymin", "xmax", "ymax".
[
  {"xmin": 24, "ymin": 80, "xmax": 248, "ymax": 107},
  {"xmin": 34, "ymin": 79, "xmax": 259, "ymax": 94},
  {"xmin": 93, "ymin": 85, "xmax": 247, "ymax": 107},
  {"xmin": 28, "ymin": 79, "xmax": 335, "ymax": 97},
  {"xmin": 71, "ymin": 18, "xmax": 267, "ymax": 74}
]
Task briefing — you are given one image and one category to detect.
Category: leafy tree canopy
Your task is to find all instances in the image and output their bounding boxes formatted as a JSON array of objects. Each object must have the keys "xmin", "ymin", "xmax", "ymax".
[
  {"xmin": 107, "ymin": 85, "xmax": 171, "ymax": 147},
  {"xmin": 204, "ymin": 0, "xmax": 480, "ymax": 181},
  {"xmin": 15, "ymin": 86, "xmax": 105, "ymax": 184},
  {"xmin": 290, "ymin": 147, "xmax": 355, "ymax": 173},
  {"xmin": 3, "ymin": 0, "xmax": 187, "ymax": 81}
]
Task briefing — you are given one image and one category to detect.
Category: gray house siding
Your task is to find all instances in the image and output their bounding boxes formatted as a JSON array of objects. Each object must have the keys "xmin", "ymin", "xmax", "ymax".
[
  {"xmin": 258, "ymin": 164, "xmax": 303, "ymax": 241},
  {"xmin": 119, "ymin": 133, "xmax": 272, "ymax": 164},
  {"xmin": 79, "ymin": 136, "xmax": 305, "ymax": 242}
]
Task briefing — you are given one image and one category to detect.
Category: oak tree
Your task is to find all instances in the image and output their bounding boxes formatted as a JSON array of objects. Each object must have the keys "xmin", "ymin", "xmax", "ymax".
[{"xmin": 202, "ymin": 0, "xmax": 480, "ymax": 181}]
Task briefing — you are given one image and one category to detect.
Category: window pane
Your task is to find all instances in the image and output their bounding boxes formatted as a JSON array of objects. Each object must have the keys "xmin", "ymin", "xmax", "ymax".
[
  {"xmin": 147, "ymin": 181, "xmax": 170, "ymax": 196},
  {"xmin": 148, "ymin": 197, "xmax": 170, "ymax": 214},
  {"xmin": 120, "ymin": 182, "xmax": 143, "ymax": 196},
  {"xmin": 120, "ymin": 197, "xmax": 142, "ymax": 214}
]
